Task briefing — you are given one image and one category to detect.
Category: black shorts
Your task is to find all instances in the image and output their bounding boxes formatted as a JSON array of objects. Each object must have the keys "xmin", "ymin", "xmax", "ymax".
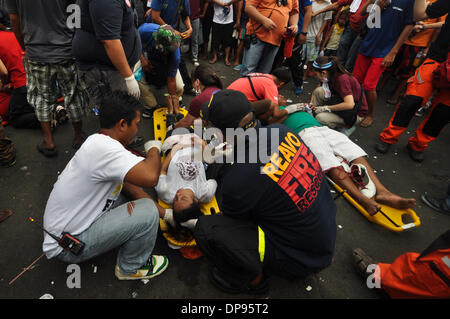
[{"xmin": 211, "ymin": 22, "xmax": 234, "ymax": 49}]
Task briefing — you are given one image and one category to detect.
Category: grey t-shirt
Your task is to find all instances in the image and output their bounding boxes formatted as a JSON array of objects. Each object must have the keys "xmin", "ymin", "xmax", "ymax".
[{"xmin": 5, "ymin": 0, "xmax": 75, "ymax": 63}]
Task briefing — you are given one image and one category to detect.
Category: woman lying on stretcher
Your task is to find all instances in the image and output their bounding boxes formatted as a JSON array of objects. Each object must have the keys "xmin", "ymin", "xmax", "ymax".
[
  {"xmin": 155, "ymin": 133, "xmax": 218, "ymax": 233},
  {"xmin": 280, "ymin": 109, "xmax": 417, "ymax": 216}
]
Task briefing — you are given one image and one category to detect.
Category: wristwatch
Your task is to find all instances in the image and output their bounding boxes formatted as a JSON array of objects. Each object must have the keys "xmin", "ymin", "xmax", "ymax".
[{"xmin": 301, "ymin": 32, "xmax": 307, "ymax": 36}]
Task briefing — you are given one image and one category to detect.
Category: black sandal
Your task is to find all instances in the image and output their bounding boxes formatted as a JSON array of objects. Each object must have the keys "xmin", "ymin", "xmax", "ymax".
[
  {"xmin": 37, "ymin": 141, "xmax": 57, "ymax": 157},
  {"xmin": 72, "ymin": 132, "xmax": 87, "ymax": 150}
]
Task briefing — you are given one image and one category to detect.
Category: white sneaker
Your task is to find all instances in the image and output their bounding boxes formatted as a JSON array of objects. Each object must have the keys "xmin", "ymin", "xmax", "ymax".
[
  {"xmin": 115, "ymin": 255, "xmax": 168, "ymax": 280},
  {"xmin": 193, "ymin": 59, "xmax": 199, "ymax": 67},
  {"xmin": 350, "ymin": 163, "xmax": 376, "ymax": 198}
]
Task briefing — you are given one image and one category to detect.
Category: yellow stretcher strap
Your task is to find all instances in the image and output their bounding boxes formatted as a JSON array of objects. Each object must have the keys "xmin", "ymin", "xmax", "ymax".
[{"xmin": 258, "ymin": 226, "xmax": 265, "ymax": 263}]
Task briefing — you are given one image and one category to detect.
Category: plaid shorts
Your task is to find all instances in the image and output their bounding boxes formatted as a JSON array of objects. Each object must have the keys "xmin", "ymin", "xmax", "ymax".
[
  {"xmin": 24, "ymin": 59, "xmax": 89, "ymax": 122},
  {"xmin": 303, "ymin": 39, "xmax": 319, "ymax": 62}
]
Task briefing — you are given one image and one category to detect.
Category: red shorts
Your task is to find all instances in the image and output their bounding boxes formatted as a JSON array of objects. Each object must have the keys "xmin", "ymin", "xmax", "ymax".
[{"xmin": 353, "ymin": 53, "xmax": 386, "ymax": 91}]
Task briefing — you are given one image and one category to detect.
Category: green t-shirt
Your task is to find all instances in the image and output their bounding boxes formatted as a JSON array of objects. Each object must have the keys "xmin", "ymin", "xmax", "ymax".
[{"xmin": 279, "ymin": 107, "xmax": 322, "ymax": 133}]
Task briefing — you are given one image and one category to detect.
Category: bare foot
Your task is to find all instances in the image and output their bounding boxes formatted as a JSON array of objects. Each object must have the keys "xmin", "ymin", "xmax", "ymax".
[
  {"xmin": 359, "ymin": 197, "xmax": 382, "ymax": 216},
  {"xmin": 209, "ymin": 58, "xmax": 217, "ymax": 64},
  {"xmin": 360, "ymin": 116, "xmax": 374, "ymax": 128},
  {"xmin": 225, "ymin": 60, "xmax": 231, "ymax": 66},
  {"xmin": 375, "ymin": 190, "xmax": 416, "ymax": 210}
]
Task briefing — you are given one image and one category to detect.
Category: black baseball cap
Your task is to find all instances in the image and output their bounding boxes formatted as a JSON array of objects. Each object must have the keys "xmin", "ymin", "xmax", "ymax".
[{"xmin": 200, "ymin": 89, "xmax": 254, "ymax": 132}]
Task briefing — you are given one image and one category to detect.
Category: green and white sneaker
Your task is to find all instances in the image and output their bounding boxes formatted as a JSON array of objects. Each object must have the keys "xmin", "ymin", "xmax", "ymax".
[{"xmin": 115, "ymin": 255, "xmax": 169, "ymax": 280}]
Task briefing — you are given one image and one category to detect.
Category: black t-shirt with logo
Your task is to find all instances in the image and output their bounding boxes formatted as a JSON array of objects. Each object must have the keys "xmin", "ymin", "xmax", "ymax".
[
  {"xmin": 221, "ymin": 124, "xmax": 337, "ymax": 272},
  {"xmin": 72, "ymin": 0, "xmax": 142, "ymax": 70}
]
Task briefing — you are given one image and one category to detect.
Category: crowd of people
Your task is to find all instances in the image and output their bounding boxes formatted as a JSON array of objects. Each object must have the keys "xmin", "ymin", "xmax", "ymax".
[{"xmin": 0, "ymin": 0, "xmax": 448, "ymax": 298}]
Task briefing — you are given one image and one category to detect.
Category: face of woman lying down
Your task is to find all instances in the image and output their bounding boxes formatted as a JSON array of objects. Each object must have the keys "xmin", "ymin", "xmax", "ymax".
[{"xmin": 173, "ymin": 189, "xmax": 198, "ymax": 213}]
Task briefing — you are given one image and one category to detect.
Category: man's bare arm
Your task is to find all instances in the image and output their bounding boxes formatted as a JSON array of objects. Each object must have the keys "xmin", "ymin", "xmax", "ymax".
[
  {"xmin": 101, "ymin": 39, "xmax": 133, "ymax": 78},
  {"xmin": 125, "ymin": 148, "xmax": 161, "ymax": 188},
  {"xmin": 302, "ymin": 5, "xmax": 312, "ymax": 33},
  {"xmin": 382, "ymin": 25, "xmax": 414, "ymax": 67},
  {"xmin": 312, "ymin": 2, "xmax": 340, "ymax": 18},
  {"xmin": 414, "ymin": 0, "xmax": 428, "ymax": 21},
  {"xmin": 245, "ymin": 4, "xmax": 277, "ymax": 30},
  {"xmin": 151, "ymin": 9, "xmax": 167, "ymax": 26}
]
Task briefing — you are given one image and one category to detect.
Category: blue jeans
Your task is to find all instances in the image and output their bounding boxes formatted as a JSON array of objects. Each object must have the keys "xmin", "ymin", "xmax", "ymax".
[
  {"xmin": 336, "ymin": 26, "xmax": 359, "ymax": 68},
  {"xmin": 57, "ymin": 197, "xmax": 160, "ymax": 275},
  {"xmin": 344, "ymin": 35, "xmax": 363, "ymax": 72},
  {"xmin": 191, "ymin": 18, "xmax": 201, "ymax": 60},
  {"xmin": 241, "ymin": 38, "xmax": 280, "ymax": 76}
]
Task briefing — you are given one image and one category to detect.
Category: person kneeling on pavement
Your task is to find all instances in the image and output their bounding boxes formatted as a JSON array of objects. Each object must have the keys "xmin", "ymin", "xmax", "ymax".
[
  {"xmin": 190, "ymin": 89, "xmax": 337, "ymax": 294},
  {"xmin": 310, "ymin": 56, "xmax": 368, "ymax": 134},
  {"xmin": 139, "ymin": 23, "xmax": 185, "ymax": 126},
  {"xmin": 42, "ymin": 91, "xmax": 170, "ymax": 281}
]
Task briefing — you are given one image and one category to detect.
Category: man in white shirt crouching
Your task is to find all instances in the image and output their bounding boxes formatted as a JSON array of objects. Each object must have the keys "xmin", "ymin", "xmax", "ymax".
[{"xmin": 42, "ymin": 91, "xmax": 170, "ymax": 281}]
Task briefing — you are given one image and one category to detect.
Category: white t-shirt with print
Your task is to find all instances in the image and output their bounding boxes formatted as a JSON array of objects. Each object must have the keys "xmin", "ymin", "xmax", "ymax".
[
  {"xmin": 156, "ymin": 146, "xmax": 217, "ymax": 205},
  {"xmin": 42, "ymin": 134, "xmax": 144, "ymax": 259},
  {"xmin": 213, "ymin": 0, "xmax": 234, "ymax": 24},
  {"xmin": 307, "ymin": 0, "xmax": 333, "ymax": 41}
]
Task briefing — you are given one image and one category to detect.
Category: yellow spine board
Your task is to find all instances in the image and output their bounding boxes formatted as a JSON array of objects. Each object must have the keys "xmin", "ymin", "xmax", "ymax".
[
  {"xmin": 153, "ymin": 107, "xmax": 221, "ymax": 247},
  {"xmin": 331, "ymin": 181, "xmax": 421, "ymax": 233}
]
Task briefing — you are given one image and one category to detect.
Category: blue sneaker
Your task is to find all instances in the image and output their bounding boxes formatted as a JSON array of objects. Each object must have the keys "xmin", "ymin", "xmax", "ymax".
[
  {"xmin": 295, "ymin": 86, "xmax": 304, "ymax": 95},
  {"xmin": 233, "ymin": 64, "xmax": 243, "ymax": 71}
]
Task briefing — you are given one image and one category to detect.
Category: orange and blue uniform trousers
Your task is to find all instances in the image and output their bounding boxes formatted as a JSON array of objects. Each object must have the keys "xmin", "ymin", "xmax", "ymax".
[{"xmin": 378, "ymin": 57, "xmax": 450, "ymax": 152}]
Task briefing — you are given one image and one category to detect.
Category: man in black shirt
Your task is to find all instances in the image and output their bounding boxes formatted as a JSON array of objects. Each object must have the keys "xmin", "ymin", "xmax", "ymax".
[
  {"xmin": 192, "ymin": 90, "xmax": 337, "ymax": 294},
  {"xmin": 376, "ymin": 0, "xmax": 449, "ymax": 163},
  {"xmin": 72, "ymin": 0, "xmax": 143, "ymax": 103}
]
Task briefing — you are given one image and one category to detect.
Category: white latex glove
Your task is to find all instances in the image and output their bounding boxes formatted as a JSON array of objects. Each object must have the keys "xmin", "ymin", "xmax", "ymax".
[
  {"xmin": 314, "ymin": 106, "xmax": 331, "ymax": 113},
  {"xmin": 124, "ymin": 75, "xmax": 141, "ymax": 99},
  {"xmin": 284, "ymin": 103, "xmax": 308, "ymax": 114},
  {"xmin": 180, "ymin": 218, "xmax": 198, "ymax": 231},
  {"xmin": 163, "ymin": 209, "xmax": 176, "ymax": 227},
  {"xmin": 203, "ymin": 142, "xmax": 233, "ymax": 164},
  {"xmin": 144, "ymin": 140, "xmax": 162, "ymax": 153}
]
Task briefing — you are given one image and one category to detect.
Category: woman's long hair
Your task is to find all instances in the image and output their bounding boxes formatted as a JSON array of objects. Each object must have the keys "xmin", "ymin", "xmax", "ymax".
[
  {"xmin": 191, "ymin": 64, "xmax": 224, "ymax": 89},
  {"xmin": 313, "ymin": 56, "xmax": 351, "ymax": 81}
]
